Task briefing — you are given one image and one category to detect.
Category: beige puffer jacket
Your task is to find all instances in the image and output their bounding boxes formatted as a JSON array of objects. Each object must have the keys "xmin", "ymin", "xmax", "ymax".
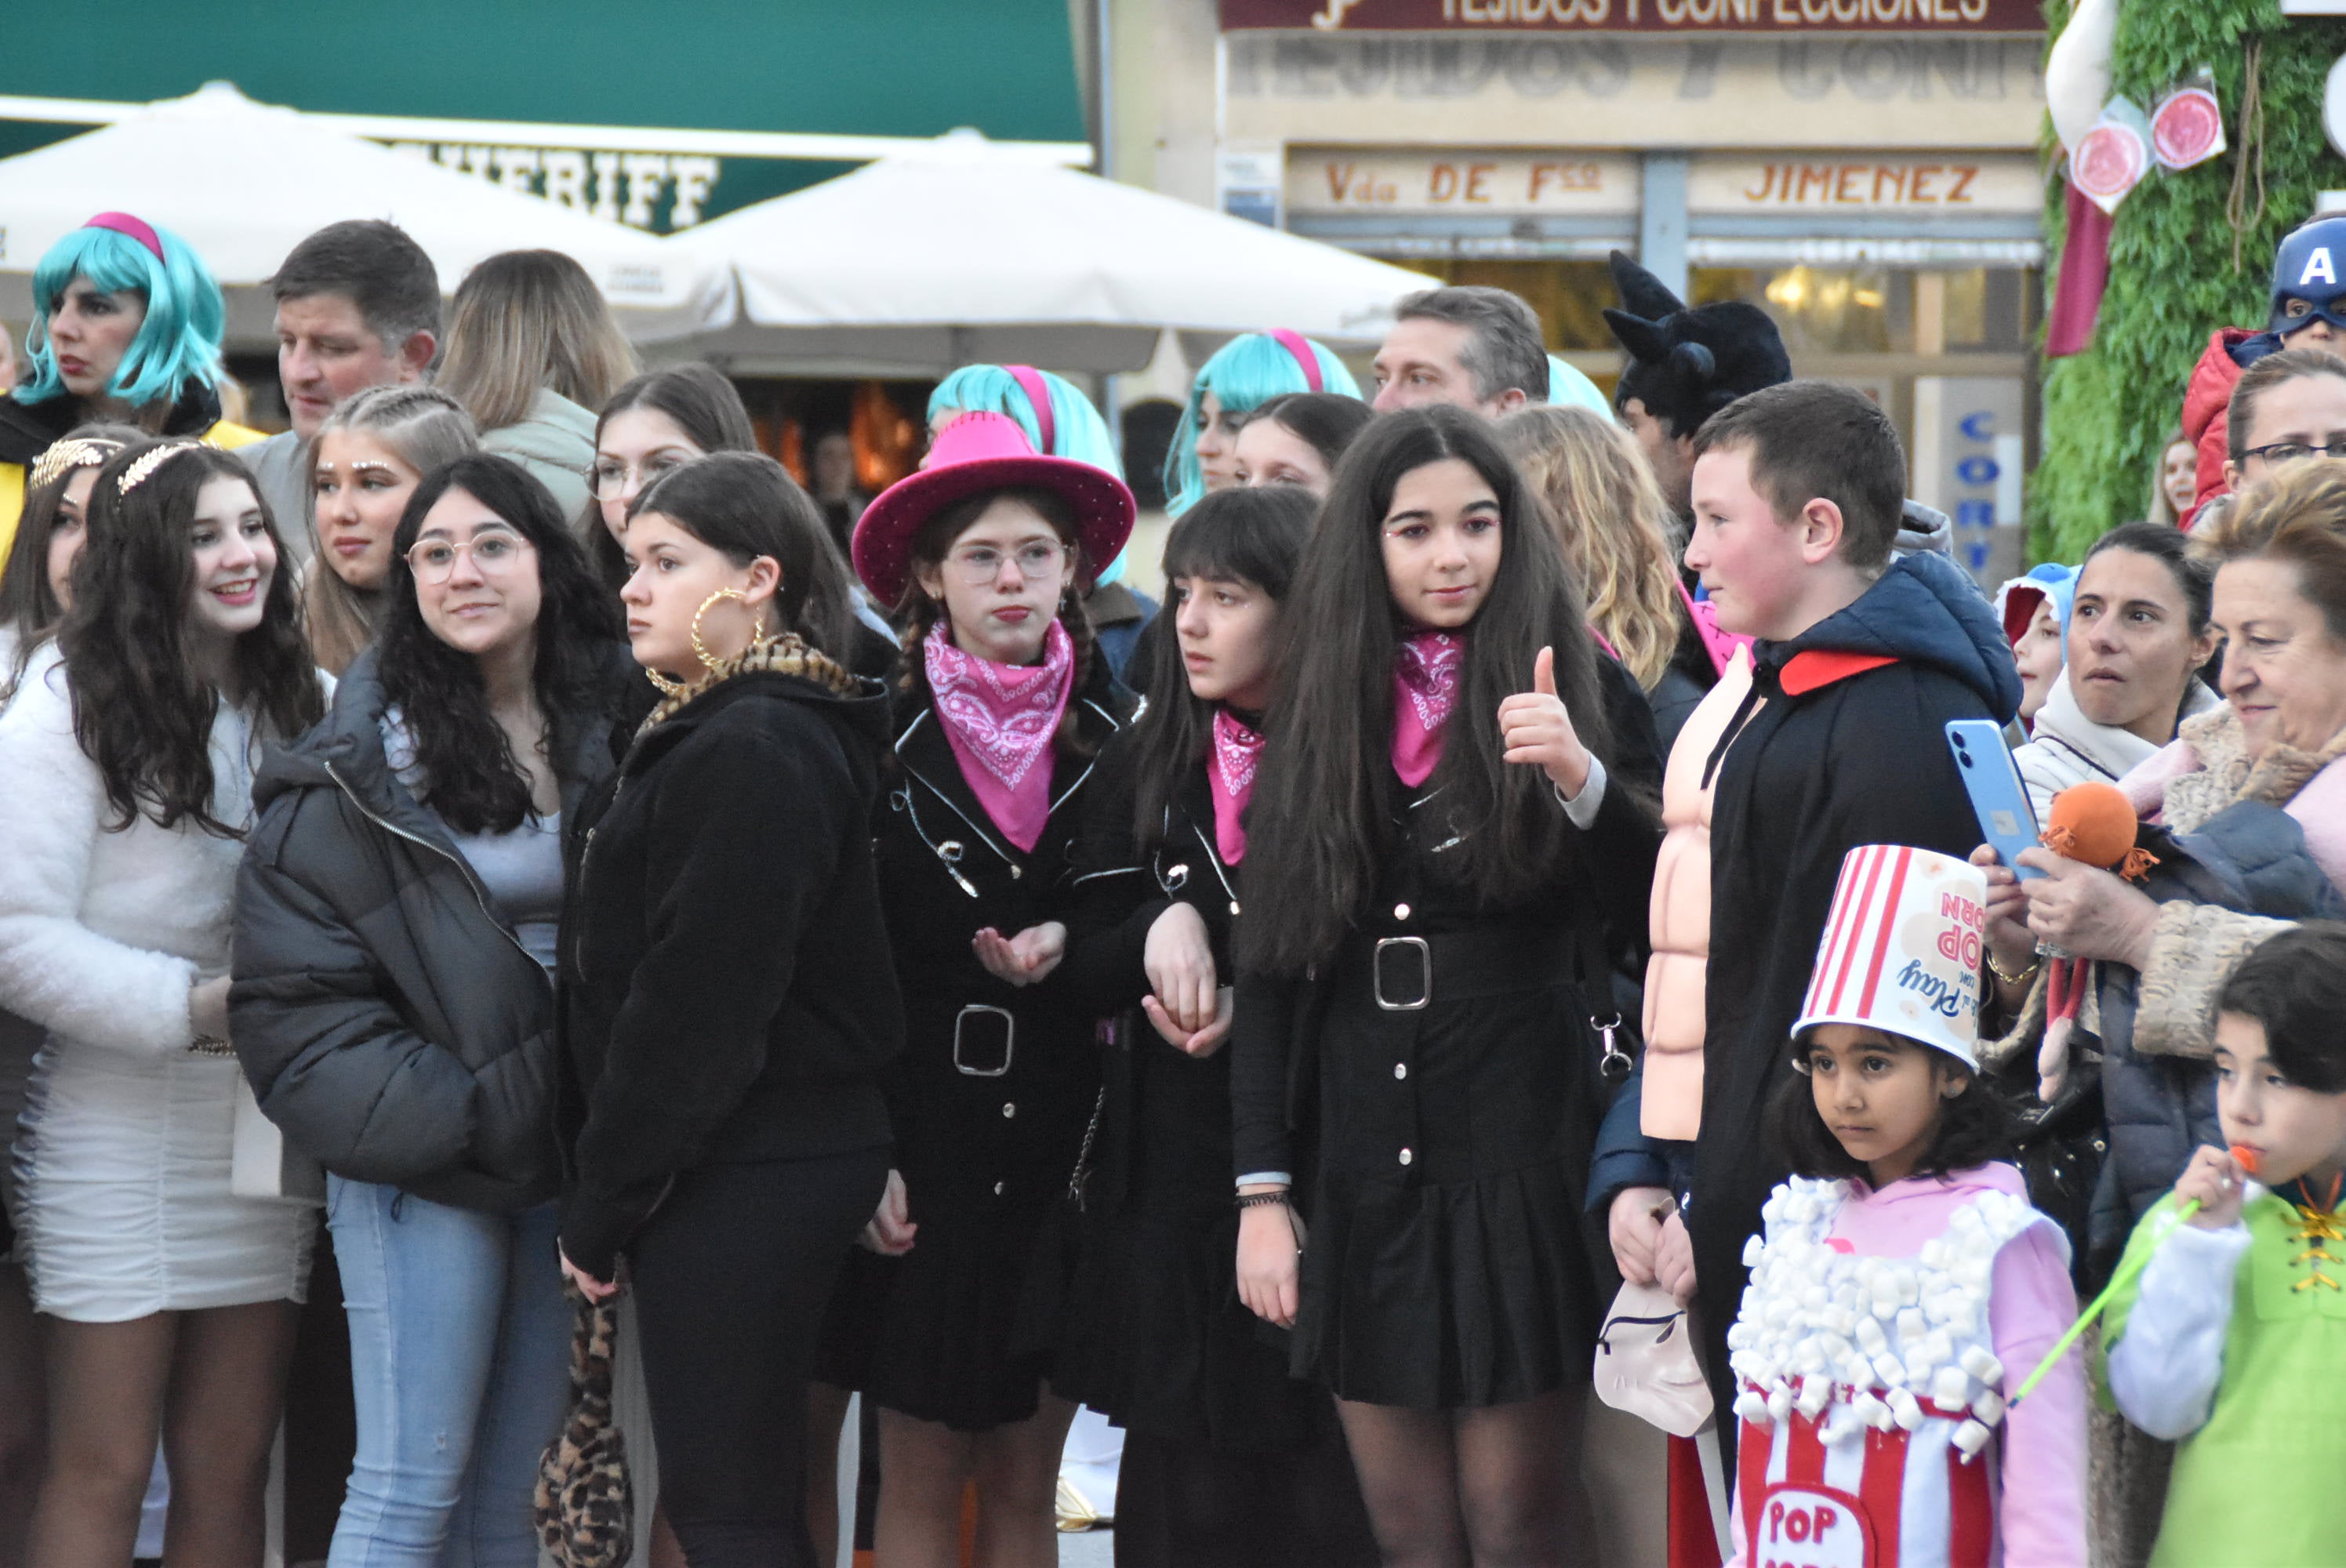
[{"xmin": 1639, "ymin": 646, "xmax": 1753, "ymax": 1141}]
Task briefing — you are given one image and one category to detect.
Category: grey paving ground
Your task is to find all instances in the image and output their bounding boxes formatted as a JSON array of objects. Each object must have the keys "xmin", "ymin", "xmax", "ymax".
[{"xmin": 1059, "ymin": 1524, "xmax": 1116, "ymax": 1566}]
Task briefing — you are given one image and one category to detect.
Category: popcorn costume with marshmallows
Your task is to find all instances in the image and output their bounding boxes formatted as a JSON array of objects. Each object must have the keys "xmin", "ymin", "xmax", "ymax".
[{"xmin": 1725, "ymin": 845, "xmax": 2086, "ymax": 1568}]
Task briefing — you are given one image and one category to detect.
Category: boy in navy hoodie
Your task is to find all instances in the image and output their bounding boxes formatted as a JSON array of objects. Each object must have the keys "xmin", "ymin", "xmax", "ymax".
[{"xmin": 1633, "ymin": 380, "xmax": 2024, "ymax": 1465}]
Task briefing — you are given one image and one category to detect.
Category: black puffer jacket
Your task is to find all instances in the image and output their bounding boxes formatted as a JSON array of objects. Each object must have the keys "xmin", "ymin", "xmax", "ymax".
[{"xmin": 231, "ymin": 646, "xmax": 626, "ymax": 1213}]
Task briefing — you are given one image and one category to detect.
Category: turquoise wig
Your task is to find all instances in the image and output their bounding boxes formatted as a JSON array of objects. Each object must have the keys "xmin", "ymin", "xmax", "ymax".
[
  {"xmin": 928, "ymin": 365, "xmax": 1133, "ymax": 584},
  {"xmin": 928, "ymin": 365, "xmax": 1123, "ymax": 479},
  {"xmin": 1165, "ymin": 332, "xmax": 1360, "ymax": 516},
  {"xmin": 19, "ymin": 220, "xmax": 227, "ymax": 410},
  {"xmin": 1548, "ymin": 355, "xmax": 1613, "ymax": 418}
]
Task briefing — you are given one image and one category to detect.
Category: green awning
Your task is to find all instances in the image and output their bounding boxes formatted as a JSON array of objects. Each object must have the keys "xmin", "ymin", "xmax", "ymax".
[{"xmin": 0, "ymin": 0, "xmax": 1086, "ymax": 227}]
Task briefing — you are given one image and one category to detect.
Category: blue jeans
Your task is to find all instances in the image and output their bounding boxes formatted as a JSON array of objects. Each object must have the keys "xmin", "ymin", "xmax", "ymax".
[{"xmin": 326, "ymin": 1179, "xmax": 572, "ymax": 1568}]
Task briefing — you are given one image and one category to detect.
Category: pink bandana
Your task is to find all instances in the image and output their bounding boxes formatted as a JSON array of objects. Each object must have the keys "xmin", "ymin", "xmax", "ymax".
[
  {"xmin": 1208, "ymin": 707, "xmax": 1265, "ymax": 864},
  {"xmin": 924, "ymin": 619, "xmax": 1075, "ymax": 852},
  {"xmin": 1392, "ymin": 631, "xmax": 1465, "ymax": 788}
]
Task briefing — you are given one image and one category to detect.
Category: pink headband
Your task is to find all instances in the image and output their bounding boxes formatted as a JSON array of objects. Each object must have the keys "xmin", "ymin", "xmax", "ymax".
[
  {"xmin": 84, "ymin": 212, "xmax": 165, "ymax": 263},
  {"xmin": 1268, "ymin": 329, "xmax": 1324, "ymax": 394},
  {"xmin": 1005, "ymin": 366, "xmax": 1055, "ymax": 453}
]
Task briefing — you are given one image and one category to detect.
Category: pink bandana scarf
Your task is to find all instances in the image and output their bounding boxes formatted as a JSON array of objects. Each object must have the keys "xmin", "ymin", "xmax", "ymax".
[
  {"xmin": 1392, "ymin": 631, "xmax": 1465, "ymax": 788},
  {"xmin": 924, "ymin": 619, "xmax": 1076, "ymax": 852},
  {"xmin": 1208, "ymin": 707, "xmax": 1265, "ymax": 865}
]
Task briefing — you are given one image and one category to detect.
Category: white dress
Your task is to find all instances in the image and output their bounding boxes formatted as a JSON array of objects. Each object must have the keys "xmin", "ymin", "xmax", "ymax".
[{"xmin": 0, "ymin": 644, "xmax": 314, "ymax": 1321}]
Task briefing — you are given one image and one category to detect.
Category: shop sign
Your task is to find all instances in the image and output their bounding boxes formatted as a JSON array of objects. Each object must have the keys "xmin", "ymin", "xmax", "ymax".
[
  {"xmin": 1912, "ymin": 377, "xmax": 2025, "ymax": 583},
  {"xmin": 1287, "ymin": 148, "xmax": 1641, "ymax": 213},
  {"xmin": 1688, "ymin": 154, "xmax": 2041, "ymax": 212},
  {"xmin": 1225, "ymin": 35, "xmax": 2046, "ymax": 151},
  {"xmin": 1222, "ymin": 0, "xmax": 2042, "ymax": 32},
  {"xmin": 382, "ymin": 143, "xmax": 723, "ymax": 230}
]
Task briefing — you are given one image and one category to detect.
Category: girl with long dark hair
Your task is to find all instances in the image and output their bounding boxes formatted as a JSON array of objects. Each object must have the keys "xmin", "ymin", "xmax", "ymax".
[
  {"xmin": 582, "ymin": 365, "xmax": 757, "ymax": 586},
  {"xmin": 557, "ymin": 451, "xmax": 893, "ymax": 1567},
  {"xmin": 0, "ymin": 438, "xmax": 324, "ymax": 1567},
  {"xmin": 1052, "ymin": 485, "xmax": 1379, "ymax": 1566},
  {"xmin": 1229, "ymin": 405, "xmax": 1662, "ymax": 1564},
  {"xmin": 825, "ymin": 412, "xmax": 1135, "ymax": 1567},
  {"xmin": 231, "ymin": 453, "xmax": 629, "ymax": 1565}
]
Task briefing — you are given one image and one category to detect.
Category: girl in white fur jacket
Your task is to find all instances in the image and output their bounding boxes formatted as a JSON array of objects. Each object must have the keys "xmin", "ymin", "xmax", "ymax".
[{"xmin": 0, "ymin": 439, "xmax": 323, "ymax": 1568}]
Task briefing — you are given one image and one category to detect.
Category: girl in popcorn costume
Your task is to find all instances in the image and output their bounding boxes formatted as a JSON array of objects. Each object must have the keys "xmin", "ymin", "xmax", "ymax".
[{"xmin": 1725, "ymin": 844, "xmax": 2086, "ymax": 1568}]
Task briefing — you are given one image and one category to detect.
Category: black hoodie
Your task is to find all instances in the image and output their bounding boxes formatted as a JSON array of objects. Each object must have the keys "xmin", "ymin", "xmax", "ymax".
[
  {"xmin": 557, "ymin": 644, "xmax": 903, "ymax": 1279},
  {"xmin": 1686, "ymin": 550, "xmax": 2023, "ymax": 1436}
]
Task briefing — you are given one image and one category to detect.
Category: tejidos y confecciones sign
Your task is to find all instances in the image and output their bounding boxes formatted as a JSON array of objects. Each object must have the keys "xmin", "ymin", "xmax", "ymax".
[{"xmin": 1219, "ymin": 0, "xmax": 2042, "ymax": 30}]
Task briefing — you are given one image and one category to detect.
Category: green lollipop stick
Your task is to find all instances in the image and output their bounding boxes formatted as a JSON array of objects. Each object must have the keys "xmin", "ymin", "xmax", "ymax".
[{"xmin": 2009, "ymin": 1145, "xmax": 2256, "ymax": 1408}]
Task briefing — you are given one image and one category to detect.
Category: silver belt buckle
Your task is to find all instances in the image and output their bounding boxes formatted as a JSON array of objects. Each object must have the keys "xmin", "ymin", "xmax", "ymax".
[
  {"xmin": 1373, "ymin": 935, "xmax": 1432, "ymax": 1011},
  {"xmin": 953, "ymin": 1004, "xmax": 1016, "ymax": 1076}
]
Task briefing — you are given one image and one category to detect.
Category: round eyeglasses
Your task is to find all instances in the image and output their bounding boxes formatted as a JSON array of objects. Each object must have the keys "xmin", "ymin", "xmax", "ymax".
[{"xmin": 406, "ymin": 532, "xmax": 532, "ymax": 583}]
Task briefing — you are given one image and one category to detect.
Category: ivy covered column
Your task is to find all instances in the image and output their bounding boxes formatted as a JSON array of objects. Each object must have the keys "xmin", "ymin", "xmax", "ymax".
[{"xmin": 2033, "ymin": 1, "xmax": 2346, "ymax": 561}]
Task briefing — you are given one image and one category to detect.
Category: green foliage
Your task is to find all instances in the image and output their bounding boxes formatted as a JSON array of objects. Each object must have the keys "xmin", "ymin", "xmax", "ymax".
[{"xmin": 2032, "ymin": 0, "xmax": 2346, "ymax": 561}]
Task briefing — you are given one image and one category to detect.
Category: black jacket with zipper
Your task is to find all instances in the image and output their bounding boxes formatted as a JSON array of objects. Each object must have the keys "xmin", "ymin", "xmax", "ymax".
[
  {"xmin": 230, "ymin": 645, "xmax": 628, "ymax": 1214},
  {"xmin": 557, "ymin": 647, "xmax": 902, "ymax": 1279}
]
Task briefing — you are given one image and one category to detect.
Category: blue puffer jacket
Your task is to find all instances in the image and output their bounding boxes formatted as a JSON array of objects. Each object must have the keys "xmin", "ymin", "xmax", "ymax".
[{"xmin": 2090, "ymin": 800, "xmax": 2346, "ymax": 1259}]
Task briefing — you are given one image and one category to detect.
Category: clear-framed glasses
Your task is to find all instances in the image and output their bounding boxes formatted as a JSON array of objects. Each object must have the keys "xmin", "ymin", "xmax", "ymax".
[
  {"xmin": 946, "ymin": 541, "xmax": 1066, "ymax": 583},
  {"xmin": 587, "ymin": 454, "xmax": 690, "ymax": 500},
  {"xmin": 2240, "ymin": 439, "xmax": 2346, "ymax": 466},
  {"xmin": 405, "ymin": 532, "xmax": 532, "ymax": 583}
]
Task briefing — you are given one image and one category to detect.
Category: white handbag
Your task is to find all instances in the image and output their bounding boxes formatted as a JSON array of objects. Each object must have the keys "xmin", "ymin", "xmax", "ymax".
[
  {"xmin": 230, "ymin": 1072, "xmax": 325, "ymax": 1204},
  {"xmin": 1592, "ymin": 1281, "xmax": 1715, "ymax": 1438}
]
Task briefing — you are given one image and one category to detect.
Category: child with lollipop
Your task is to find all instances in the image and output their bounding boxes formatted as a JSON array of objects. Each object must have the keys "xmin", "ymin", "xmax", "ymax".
[{"xmin": 2101, "ymin": 922, "xmax": 2346, "ymax": 1567}]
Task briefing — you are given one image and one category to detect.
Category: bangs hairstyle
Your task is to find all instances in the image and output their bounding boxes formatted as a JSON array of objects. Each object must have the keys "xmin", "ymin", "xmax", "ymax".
[
  {"xmin": 1691, "ymin": 380, "xmax": 1907, "ymax": 571},
  {"xmin": 380, "ymin": 454, "xmax": 622, "ymax": 835},
  {"xmin": 630, "ymin": 451, "xmax": 860, "ymax": 667},
  {"xmin": 2225, "ymin": 347, "xmax": 2346, "ymax": 461},
  {"xmin": 1238, "ymin": 405, "xmax": 1619, "ymax": 977},
  {"xmin": 1165, "ymin": 332, "xmax": 1360, "ymax": 516},
  {"xmin": 1130, "ymin": 485, "xmax": 1316, "ymax": 850},
  {"xmin": 303, "ymin": 385, "xmax": 481, "ymax": 677},
  {"xmin": 23, "ymin": 222, "xmax": 226, "ymax": 408},
  {"xmin": 2219, "ymin": 923, "xmax": 2346, "ymax": 1093},
  {"xmin": 1, "ymin": 423, "xmax": 142, "ymax": 696},
  {"xmin": 60, "ymin": 441, "xmax": 322, "ymax": 837},
  {"xmin": 1499, "ymin": 403, "xmax": 1687, "ymax": 691},
  {"xmin": 892, "ymin": 484, "xmax": 1102, "ymax": 762},
  {"xmin": 2081, "ymin": 521, "xmax": 2215, "ymax": 634},
  {"xmin": 1243, "ymin": 391, "xmax": 1375, "ymax": 475},
  {"xmin": 2194, "ymin": 458, "xmax": 2346, "ymax": 643},
  {"xmin": 930, "ymin": 365, "xmax": 1125, "ymax": 477},
  {"xmin": 1768, "ymin": 1032, "xmax": 2018, "ymax": 1183},
  {"xmin": 436, "ymin": 250, "xmax": 637, "ymax": 434}
]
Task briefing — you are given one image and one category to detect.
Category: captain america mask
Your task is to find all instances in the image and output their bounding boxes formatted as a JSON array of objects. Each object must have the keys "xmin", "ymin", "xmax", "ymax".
[{"xmin": 2269, "ymin": 219, "xmax": 2346, "ymax": 336}]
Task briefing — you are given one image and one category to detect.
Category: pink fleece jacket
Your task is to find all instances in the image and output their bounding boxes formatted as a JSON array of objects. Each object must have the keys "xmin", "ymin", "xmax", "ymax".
[{"xmin": 1724, "ymin": 1162, "xmax": 2088, "ymax": 1568}]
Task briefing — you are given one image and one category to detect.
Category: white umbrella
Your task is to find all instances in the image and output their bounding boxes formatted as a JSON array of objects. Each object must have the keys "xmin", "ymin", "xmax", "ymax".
[
  {"xmin": 669, "ymin": 131, "xmax": 1438, "ymax": 375},
  {"xmin": 0, "ymin": 82, "xmax": 725, "ymax": 342}
]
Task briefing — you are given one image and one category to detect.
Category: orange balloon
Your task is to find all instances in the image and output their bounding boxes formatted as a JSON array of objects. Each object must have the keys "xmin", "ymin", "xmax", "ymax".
[{"xmin": 2043, "ymin": 779, "xmax": 2139, "ymax": 869}]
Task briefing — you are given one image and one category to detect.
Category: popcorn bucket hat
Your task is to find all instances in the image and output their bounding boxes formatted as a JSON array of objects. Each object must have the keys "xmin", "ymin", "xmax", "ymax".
[{"xmin": 1793, "ymin": 844, "xmax": 1988, "ymax": 1070}]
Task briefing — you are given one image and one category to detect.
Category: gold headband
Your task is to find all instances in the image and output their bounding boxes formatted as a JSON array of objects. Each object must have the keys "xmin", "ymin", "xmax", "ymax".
[
  {"xmin": 115, "ymin": 441, "xmax": 203, "ymax": 498},
  {"xmin": 28, "ymin": 437, "xmax": 125, "ymax": 492}
]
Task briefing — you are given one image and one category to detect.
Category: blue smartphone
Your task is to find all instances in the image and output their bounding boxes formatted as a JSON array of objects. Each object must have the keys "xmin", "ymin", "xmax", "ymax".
[{"xmin": 1945, "ymin": 719, "xmax": 2044, "ymax": 880}]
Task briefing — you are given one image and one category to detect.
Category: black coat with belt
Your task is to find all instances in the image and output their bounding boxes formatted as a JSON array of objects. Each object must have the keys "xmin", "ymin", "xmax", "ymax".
[
  {"xmin": 557, "ymin": 648, "xmax": 902, "ymax": 1279},
  {"xmin": 873, "ymin": 659, "xmax": 1135, "ymax": 1218}
]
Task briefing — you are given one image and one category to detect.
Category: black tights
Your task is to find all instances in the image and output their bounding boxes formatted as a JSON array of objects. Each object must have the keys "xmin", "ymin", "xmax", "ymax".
[
  {"xmin": 1336, "ymin": 1388, "xmax": 1592, "ymax": 1568},
  {"xmin": 1112, "ymin": 1424, "xmax": 1381, "ymax": 1568},
  {"xmin": 631, "ymin": 1149, "xmax": 889, "ymax": 1568}
]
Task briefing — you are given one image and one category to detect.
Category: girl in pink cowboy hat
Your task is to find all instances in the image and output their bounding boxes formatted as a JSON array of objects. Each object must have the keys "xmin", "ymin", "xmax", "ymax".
[{"xmin": 819, "ymin": 412, "xmax": 1135, "ymax": 1566}]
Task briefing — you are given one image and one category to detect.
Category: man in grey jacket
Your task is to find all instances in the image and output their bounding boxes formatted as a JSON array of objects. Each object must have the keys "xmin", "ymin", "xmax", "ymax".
[{"xmin": 239, "ymin": 222, "xmax": 440, "ymax": 565}]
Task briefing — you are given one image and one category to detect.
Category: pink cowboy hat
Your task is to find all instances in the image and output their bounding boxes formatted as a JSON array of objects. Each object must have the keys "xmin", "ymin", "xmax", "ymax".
[{"xmin": 852, "ymin": 412, "xmax": 1135, "ymax": 608}]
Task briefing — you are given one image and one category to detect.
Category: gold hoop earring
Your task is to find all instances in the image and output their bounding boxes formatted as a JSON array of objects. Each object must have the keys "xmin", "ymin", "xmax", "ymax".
[{"xmin": 691, "ymin": 586, "xmax": 750, "ymax": 672}]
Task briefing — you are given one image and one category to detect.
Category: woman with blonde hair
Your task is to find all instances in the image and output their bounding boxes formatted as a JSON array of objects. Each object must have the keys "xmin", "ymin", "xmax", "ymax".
[
  {"xmin": 302, "ymin": 384, "xmax": 478, "ymax": 674},
  {"xmin": 1499, "ymin": 402, "xmax": 1709, "ymax": 751},
  {"xmin": 435, "ymin": 251, "xmax": 634, "ymax": 521}
]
